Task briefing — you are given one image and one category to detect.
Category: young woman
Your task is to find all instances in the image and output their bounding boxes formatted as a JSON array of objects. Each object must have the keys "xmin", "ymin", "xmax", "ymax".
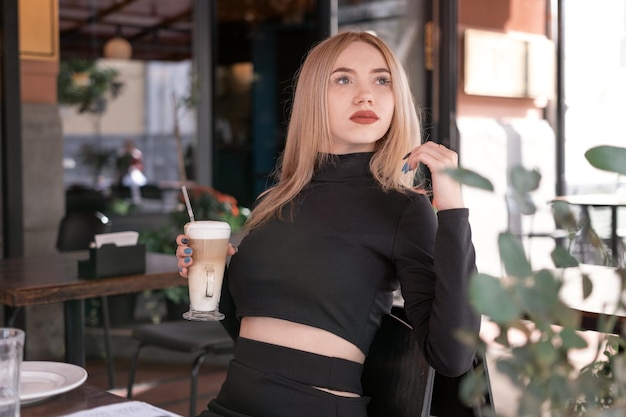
[{"xmin": 176, "ymin": 30, "xmax": 480, "ymax": 417}]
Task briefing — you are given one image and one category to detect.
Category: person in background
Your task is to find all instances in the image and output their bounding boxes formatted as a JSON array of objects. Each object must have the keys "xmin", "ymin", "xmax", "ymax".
[
  {"xmin": 116, "ymin": 139, "xmax": 147, "ymax": 205},
  {"xmin": 176, "ymin": 30, "xmax": 480, "ymax": 417}
]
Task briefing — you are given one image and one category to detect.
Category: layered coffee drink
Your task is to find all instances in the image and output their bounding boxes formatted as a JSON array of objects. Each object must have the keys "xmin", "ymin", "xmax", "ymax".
[{"xmin": 183, "ymin": 221, "xmax": 231, "ymax": 321}]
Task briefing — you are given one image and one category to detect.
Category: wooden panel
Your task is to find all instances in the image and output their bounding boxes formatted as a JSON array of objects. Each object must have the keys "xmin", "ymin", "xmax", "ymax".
[
  {"xmin": 464, "ymin": 29, "xmax": 527, "ymax": 98},
  {"xmin": 20, "ymin": 60, "xmax": 58, "ymax": 103},
  {"xmin": 19, "ymin": 0, "xmax": 59, "ymax": 61},
  {"xmin": 464, "ymin": 28, "xmax": 555, "ymax": 99}
]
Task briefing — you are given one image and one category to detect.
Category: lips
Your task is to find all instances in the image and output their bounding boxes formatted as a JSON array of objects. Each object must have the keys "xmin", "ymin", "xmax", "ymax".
[{"xmin": 350, "ymin": 111, "xmax": 379, "ymax": 124}]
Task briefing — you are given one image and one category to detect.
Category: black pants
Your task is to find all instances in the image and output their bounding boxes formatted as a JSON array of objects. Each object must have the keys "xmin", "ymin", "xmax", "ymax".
[{"xmin": 198, "ymin": 337, "xmax": 370, "ymax": 417}]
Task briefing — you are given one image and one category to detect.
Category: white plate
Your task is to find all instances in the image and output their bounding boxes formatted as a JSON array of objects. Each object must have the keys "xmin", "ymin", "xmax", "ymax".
[{"xmin": 20, "ymin": 361, "xmax": 88, "ymax": 405}]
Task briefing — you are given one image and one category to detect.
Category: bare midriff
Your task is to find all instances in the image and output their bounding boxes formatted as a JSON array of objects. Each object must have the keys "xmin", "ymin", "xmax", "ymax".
[{"xmin": 239, "ymin": 316, "xmax": 365, "ymax": 398}]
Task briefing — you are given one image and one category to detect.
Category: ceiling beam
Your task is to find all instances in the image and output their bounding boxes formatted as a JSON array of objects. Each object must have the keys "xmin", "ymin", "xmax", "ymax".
[
  {"xmin": 61, "ymin": 0, "xmax": 139, "ymax": 38},
  {"xmin": 60, "ymin": 18, "xmax": 189, "ymax": 35},
  {"xmin": 128, "ymin": 10, "xmax": 192, "ymax": 42}
]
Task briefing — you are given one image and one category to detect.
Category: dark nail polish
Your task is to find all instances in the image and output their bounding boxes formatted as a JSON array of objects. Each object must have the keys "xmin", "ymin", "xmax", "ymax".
[
  {"xmin": 184, "ymin": 248, "xmax": 192, "ymax": 255},
  {"xmin": 181, "ymin": 238, "xmax": 189, "ymax": 244},
  {"xmin": 402, "ymin": 152, "xmax": 411, "ymax": 160},
  {"xmin": 184, "ymin": 257, "xmax": 191, "ymax": 264},
  {"xmin": 402, "ymin": 162, "xmax": 409, "ymax": 173}
]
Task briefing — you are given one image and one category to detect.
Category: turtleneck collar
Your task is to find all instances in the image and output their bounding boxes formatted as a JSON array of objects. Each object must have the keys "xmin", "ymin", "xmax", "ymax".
[{"xmin": 312, "ymin": 152, "xmax": 374, "ymax": 182}]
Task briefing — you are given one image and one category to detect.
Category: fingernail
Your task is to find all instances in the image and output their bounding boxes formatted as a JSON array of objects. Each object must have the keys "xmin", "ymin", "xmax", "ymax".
[
  {"xmin": 178, "ymin": 266, "xmax": 183, "ymax": 273},
  {"xmin": 234, "ymin": 246, "xmax": 239, "ymax": 253},
  {"xmin": 181, "ymin": 238, "xmax": 189, "ymax": 244},
  {"xmin": 402, "ymin": 152, "xmax": 411, "ymax": 160},
  {"xmin": 402, "ymin": 162, "xmax": 409, "ymax": 174},
  {"xmin": 184, "ymin": 257, "xmax": 191, "ymax": 264},
  {"xmin": 183, "ymin": 248, "xmax": 192, "ymax": 255}
]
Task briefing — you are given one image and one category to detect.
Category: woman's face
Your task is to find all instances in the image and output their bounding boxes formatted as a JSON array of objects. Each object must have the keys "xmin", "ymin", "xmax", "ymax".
[{"xmin": 326, "ymin": 41, "xmax": 395, "ymax": 154}]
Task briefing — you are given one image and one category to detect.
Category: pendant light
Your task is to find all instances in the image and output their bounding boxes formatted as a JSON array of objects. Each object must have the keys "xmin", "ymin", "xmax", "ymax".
[{"xmin": 103, "ymin": 26, "xmax": 132, "ymax": 59}]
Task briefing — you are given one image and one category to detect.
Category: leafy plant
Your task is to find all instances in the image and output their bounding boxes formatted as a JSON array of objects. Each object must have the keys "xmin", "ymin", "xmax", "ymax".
[
  {"xmin": 59, "ymin": 59, "xmax": 125, "ymax": 186},
  {"xmin": 449, "ymin": 145, "xmax": 626, "ymax": 416},
  {"xmin": 58, "ymin": 59, "xmax": 123, "ymax": 114}
]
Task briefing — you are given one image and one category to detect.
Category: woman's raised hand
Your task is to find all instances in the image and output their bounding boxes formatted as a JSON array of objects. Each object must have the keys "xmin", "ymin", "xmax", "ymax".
[
  {"xmin": 402, "ymin": 141, "xmax": 465, "ymax": 211},
  {"xmin": 176, "ymin": 234, "xmax": 238, "ymax": 278}
]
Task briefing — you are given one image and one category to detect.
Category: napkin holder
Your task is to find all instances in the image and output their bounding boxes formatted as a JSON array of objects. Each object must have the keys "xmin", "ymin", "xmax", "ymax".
[{"xmin": 78, "ymin": 243, "xmax": 146, "ymax": 279}]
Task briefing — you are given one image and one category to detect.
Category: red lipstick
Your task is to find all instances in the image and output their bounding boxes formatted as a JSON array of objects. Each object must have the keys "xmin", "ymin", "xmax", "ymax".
[{"xmin": 350, "ymin": 110, "xmax": 379, "ymax": 124}]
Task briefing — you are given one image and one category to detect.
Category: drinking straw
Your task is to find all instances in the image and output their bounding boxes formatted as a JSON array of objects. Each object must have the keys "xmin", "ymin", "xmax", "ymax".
[{"xmin": 181, "ymin": 185, "xmax": 195, "ymax": 222}]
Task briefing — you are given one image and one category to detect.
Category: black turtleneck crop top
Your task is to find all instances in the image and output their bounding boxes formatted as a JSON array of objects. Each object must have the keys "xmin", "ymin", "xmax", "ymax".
[{"xmin": 220, "ymin": 152, "xmax": 481, "ymax": 377}]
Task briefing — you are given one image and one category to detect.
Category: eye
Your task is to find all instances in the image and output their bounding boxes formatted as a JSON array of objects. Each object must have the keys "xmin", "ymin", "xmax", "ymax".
[
  {"xmin": 333, "ymin": 75, "xmax": 351, "ymax": 85},
  {"xmin": 375, "ymin": 76, "xmax": 391, "ymax": 86}
]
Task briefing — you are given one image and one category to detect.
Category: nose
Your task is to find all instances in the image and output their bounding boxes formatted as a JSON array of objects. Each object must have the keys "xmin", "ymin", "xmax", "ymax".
[{"xmin": 354, "ymin": 86, "xmax": 374, "ymax": 105}]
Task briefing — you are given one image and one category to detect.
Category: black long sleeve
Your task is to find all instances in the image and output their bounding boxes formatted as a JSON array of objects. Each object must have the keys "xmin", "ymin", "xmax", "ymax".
[
  {"xmin": 225, "ymin": 153, "xmax": 480, "ymax": 373},
  {"xmin": 218, "ymin": 268, "xmax": 240, "ymax": 341},
  {"xmin": 396, "ymin": 206, "xmax": 480, "ymax": 377}
]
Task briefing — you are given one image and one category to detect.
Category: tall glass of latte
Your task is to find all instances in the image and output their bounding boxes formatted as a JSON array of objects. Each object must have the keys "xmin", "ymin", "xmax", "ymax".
[{"xmin": 183, "ymin": 220, "xmax": 231, "ymax": 321}]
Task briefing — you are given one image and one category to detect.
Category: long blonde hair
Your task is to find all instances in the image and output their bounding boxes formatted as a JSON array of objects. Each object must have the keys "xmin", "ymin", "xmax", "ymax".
[{"xmin": 245, "ymin": 31, "xmax": 422, "ymax": 230}]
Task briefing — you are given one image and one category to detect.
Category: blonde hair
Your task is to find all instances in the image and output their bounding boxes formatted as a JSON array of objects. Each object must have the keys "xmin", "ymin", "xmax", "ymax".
[{"xmin": 245, "ymin": 31, "xmax": 422, "ymax": 230}]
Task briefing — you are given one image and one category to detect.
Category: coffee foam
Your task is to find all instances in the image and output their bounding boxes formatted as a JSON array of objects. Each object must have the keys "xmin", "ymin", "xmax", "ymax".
[{"xmin": 185, "ymin": 221, "xmax": 231, "ymax": 239}]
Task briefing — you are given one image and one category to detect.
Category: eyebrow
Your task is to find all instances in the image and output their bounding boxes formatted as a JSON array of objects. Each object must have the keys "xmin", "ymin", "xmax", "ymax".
[{"xmin": 330, "ymin": 67, "xmax": 391, "ymax": 75}]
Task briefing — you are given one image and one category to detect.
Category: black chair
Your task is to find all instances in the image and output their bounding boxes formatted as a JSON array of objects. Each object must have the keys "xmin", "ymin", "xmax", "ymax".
[
  {"xmin": 110, "ymin": 183, "xmax": 165, "ymax": 208},
  {"xmin": 363, "ymin": 306, "xmax": 494, "ymax": 417},
  {"xmin": 56, "ymin": 210, "xmax": 116, "ymax": 389},
  {"xmin": 126, "ymin": 320, "xmax": 235, "ymax": 417},
  {"xmin": 56, "ymin": 210, "xmax": 111, "ymax": 251},
  {"xmin": 362, "ymin": 310, "xmax": 434, "ymax": 417}
]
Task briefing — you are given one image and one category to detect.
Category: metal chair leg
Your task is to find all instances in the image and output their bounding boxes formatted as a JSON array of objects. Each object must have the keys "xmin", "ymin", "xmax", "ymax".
[
  {"xmin": 190, "ymin": 351, "xmax": 212, "ymax": 417},
  {"xmin": 100, "ymin": 296, "xmax": 115, "ymax": 389},
  {"xmin": 127, "ymin": 343, "xmax": 146, "ymax": 399}
]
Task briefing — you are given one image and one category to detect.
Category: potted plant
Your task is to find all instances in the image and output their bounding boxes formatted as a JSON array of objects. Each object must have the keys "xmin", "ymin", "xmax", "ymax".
[
  {"xmin": 450, "ymin": 145, "xmax": 626, "ymax": 416},
  {"xmin": 58, "ymin": 59, "xmax": 124, "ymax": 186}
]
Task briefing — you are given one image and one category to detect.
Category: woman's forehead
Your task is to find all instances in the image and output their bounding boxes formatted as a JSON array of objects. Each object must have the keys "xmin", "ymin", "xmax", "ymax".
[{"xmin": 332, "ymin": 41, "xmax": 388, "ymax": 69}]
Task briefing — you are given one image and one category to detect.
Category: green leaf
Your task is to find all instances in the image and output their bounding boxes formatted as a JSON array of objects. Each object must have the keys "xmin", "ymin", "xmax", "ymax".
[
  {"xmin": 534, "ymin": 340, "xmax": 558, "ymax": 368},
  {"xmin": 443, "ymin": 167, "xmax": 494, "ymax": 191},
  {"xmin": 551, "ymin": 200, "xmax": 578, "ymax": 232},
  {"xmin": 499, "ymin": 232, "xmax": 533, "ymax": 277},
  {"xmin": 469, "ymin": 273, "xmax": 520, "ymax": 323},
  {"xmin": 551, "ymin": 246, "xmax": 579, "ymax": 268},
  {"xmin": 552, "ymin": 301, "xmax": 581, "ymax": 328},
  {"xmin": 459, "ymin": 369, "xmax": 487, "ymax": 407},
  {"xmin": 584, "ymin": 145, "xmax": 626, "ymax": 175},
  {"xmin": 496, "ymin": 359, "xmax": 525, "ymax": 387},
  {"xmin": 517, "ymin": 270, "xmax": 561, "ymax": 316},
  {"xmin": 559, "ymin": 327, "xmax": 588, "ymax": 350},
  {"xmin": 510, "ymin": 166, "xmax": 542, "ymax": 194},
  {"xmin": 582, "ymin": 273, "xmax": 593, "ymax": 299}
]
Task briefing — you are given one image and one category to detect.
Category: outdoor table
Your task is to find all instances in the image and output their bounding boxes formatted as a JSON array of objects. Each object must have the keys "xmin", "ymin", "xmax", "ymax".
[
  {"xmin": 20, "ymin": 384, "xmax": 127, "ymax": 417},
  {"xmin": 558, "ymin": 263, "xmax": 626, "ymax": 334},
  {"xmin": 0, "ymin": 251, "xmax": 182, "ymax": 367},
  {"xmin": 552, "ymin": 194, "xmax": 626, "ymax": 264}
]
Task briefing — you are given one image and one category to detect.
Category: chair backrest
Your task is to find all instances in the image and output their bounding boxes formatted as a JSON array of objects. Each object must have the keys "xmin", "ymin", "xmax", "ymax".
[
  {"xmin": 363, "ymin": 307, "xmax": 495, "ymax": 417},
  {"xmin": 56, "ymin": 210, "xmax": 112, "ymax": 252},
  {"xmin": 362, "ymin": 309, "xmax": 434, "ymax": 417}
]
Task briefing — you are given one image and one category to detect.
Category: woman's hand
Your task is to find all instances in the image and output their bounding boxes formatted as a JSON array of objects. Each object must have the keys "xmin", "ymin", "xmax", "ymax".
[
  {"xmin": 402, "ymin": 141, "xmax": 465, "ymax": 210},
  {"xmin": 175, "ymin": 234, "xmax": 238, "ymax": 278}
]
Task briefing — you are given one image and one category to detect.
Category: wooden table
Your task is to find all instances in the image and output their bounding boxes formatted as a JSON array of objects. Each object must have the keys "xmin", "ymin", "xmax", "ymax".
[
  {"xmin": 20, "ymin": 384, "xmax": 128, "ymax": 417},
  {"xmin": 558, "ymin": 263, "xmax": 626, "ymax": 333},
  {"xmin": 0, "ymin": 251, "xmax": 182, "ymax": 366},
  {"xmin": 552, "ymin": 194, "xmax": 626, "ymax": 263}
]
